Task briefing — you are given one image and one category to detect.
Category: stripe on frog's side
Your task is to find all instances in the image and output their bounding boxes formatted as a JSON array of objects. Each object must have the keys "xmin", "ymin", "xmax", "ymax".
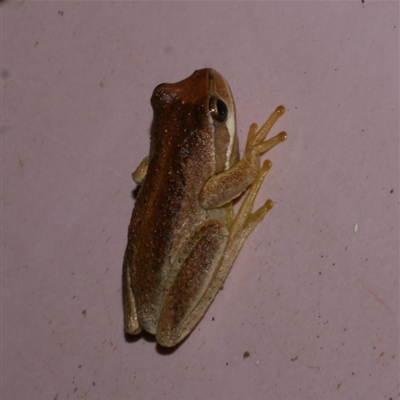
[
  {"xmin": 207, "ymin": 70, "xmax": 236, "ymax": 172},
  {"xmin": 224, "ymin": 105, "xmax": 235, "ymax": 170}
]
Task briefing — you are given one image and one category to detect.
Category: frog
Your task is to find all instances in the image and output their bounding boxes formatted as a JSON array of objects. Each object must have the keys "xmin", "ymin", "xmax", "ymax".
[{"xmin": 123, "ymin": 68, "xmax": 286, "ymax": 347}]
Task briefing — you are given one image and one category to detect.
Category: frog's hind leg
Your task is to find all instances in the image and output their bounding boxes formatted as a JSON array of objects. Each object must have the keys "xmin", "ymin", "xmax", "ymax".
[
  {"xmin": 156, "ymin": 161, "xmax": 273, "ymax": 347},
  {"xmin": 123, "ymin": 249, "xmax": 142, "ymax": 335},
  {"xmin": 156, "ymin": 220, "xmax": 229, "ymax": 347}
]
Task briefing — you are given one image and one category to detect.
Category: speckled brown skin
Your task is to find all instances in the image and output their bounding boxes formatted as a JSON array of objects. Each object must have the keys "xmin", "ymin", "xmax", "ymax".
[{"xmin": 123, "ymin": 69, "xmax": 286, "ymax": 347}]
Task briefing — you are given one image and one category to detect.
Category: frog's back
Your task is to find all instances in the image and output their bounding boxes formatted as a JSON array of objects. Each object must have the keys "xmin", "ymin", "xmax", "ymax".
[{"xmin": 126, "ymin": 101, "xmax": 216, "ymax": 333}]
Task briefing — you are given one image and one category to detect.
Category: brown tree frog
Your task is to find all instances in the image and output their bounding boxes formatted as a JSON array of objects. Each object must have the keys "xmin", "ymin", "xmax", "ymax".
[{"xmin": 123, "ymin": 69, "xmax": 286, "ymax": 347}]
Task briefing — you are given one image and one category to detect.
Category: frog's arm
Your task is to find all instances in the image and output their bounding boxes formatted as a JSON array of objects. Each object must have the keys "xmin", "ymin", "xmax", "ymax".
[{"xmin": 132, "ymin": 156, "xmax": 149, "ymax": 185}]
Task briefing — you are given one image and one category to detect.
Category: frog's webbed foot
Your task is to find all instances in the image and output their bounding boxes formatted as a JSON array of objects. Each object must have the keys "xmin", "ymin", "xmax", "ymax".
[
  {"xmin": 229, "ymin": 105, "xmax": 287, "ymax": 240},
  {"xmin": 243, "ymin": 105, "xmax": 287, "ymax": 173}
]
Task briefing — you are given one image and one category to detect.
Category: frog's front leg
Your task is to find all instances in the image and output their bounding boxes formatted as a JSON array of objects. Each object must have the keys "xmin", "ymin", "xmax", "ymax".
[
  {"xmin": 156, "ymin": 220, "xmax": 229, "ymax": 347},
  {"xmin": 199, "ymin": 106, "xmax": 286, "ymax": 209},
  {"xmin": 132, "ymin": 156, "xmax": 149, "ymax": 184}
]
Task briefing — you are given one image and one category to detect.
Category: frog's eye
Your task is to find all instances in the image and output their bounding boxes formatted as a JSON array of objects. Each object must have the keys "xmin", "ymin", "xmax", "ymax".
[{"xmin": 209, "ymin": 97, "xmax": 228, "ymax": 123}]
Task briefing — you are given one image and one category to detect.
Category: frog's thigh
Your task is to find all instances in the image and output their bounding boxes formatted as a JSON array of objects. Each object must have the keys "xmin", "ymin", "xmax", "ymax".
[
  {"xmin": 156, "ymin": 220, "xmax": 229, "ymax": 347},
  {"xmin": 123, "ymin": 252, "xmax": 142, "ymax": 335}
]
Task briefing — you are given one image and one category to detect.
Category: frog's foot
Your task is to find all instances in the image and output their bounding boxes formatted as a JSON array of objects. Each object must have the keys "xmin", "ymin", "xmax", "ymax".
[{"xmin": 244, "ymin": 105, "xmax": 287, "ymax": 171}]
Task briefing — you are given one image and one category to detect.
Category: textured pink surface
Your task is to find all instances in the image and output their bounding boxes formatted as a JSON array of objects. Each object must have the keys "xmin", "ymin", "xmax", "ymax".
[{"xmin": 2, "ymin": 2, "xmax": 398, "ymax": 399}]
